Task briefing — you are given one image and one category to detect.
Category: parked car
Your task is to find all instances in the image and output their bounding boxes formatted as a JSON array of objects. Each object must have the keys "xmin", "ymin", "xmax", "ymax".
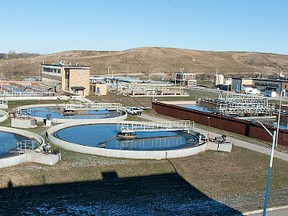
[{"xmin": 126, "ymin": 107, "xmax": 144, "ymax": 115}]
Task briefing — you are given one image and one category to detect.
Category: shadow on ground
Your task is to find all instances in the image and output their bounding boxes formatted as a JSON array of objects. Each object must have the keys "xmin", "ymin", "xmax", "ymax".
[{"xmin": 0, "ymin": 172, "xmax": 242, "ymax": 215}]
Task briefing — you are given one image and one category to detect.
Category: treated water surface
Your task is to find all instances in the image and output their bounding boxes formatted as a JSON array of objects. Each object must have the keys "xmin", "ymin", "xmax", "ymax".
[
  {"xmin": 20, "ymin": 107, "xmax": 120, "ymax": 119},
  {"xmin": 55, "ymin": 124, "xmax": 198, "ymax": 151},
  {"xmin": 0, "ymin": 132, "xmax": 34, "ymax": 158}
]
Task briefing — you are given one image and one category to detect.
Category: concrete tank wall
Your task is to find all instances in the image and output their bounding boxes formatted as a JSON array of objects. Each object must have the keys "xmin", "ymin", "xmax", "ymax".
[
  {"xmin": 0, "ymin": 154, "xmax": 26, "ymax": 169},
  {"xmin": 0, "ymin": 127, "xmax": 46, "ymax": 169},
  {"xmin": 16, "ymin": 104, "xmax": 127, "ymax": 124},
  {"xmin": 46, "ymin": 120, "xmax": 208, "ymax": 159}
]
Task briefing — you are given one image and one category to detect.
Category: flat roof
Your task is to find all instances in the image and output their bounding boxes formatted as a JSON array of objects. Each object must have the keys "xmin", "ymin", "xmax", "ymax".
[
  {"xmin": 42, "ymin": 63, "xmax": 90, "ymax": 68},
  {"xmin": 233, "ymin": 77, "xmax": 288, "ymax": 83}
]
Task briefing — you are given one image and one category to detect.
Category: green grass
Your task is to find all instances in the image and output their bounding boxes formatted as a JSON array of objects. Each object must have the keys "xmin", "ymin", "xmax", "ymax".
[
  {"xmin": 0, "ymin": 118, "xmax": 11, "ymax": 127},
  {"xmin": 197, "ymin": 80, "xmax": 215, "ymax": 87},
  {"xmin": 7, "ymin": 100, "xmax": 62, "ymax": 110}
]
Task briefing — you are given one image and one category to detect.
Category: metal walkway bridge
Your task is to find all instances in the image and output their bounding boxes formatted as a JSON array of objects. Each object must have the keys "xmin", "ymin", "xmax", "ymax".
[
  {"xmin": 117, "ymin": 120, "xmax": 193, "ymax": 133},
  {"xmin": 64, "ymin": 102, "xmax": 122, "ymax": 111}
]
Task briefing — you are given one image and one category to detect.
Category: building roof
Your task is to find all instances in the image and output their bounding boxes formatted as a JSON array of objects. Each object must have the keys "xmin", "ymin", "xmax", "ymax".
[
  {"xmin": 233, "ymin": 77, "xmax": 288, "ymax": 83},
  {"xmin": 71, "ymin": 86, "xmax": 86, "ymax": 90},
  {"xmin": 42, "ymin": 62, "xmax": 90, "ymax": 68}
]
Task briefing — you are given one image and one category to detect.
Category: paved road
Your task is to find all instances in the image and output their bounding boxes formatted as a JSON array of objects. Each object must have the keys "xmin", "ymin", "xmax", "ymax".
[{"xmin": 244, "ymin": 205, "xmax": 288, "ymax": 216}]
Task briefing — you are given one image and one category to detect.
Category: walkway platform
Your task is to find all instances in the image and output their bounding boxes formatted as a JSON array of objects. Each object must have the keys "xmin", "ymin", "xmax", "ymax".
[{"xmin": 117, "ymin": 120, "xmax": 193, "ymax": 133}]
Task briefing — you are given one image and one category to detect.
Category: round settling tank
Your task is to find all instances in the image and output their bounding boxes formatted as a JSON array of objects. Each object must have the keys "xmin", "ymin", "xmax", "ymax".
[
  {"xmin": 0, "ymin": 129, "xmax": 41, "ymax": 159},
  {"xmin": 47, "ymin": 121, "xmax": 207, "ymax": 159},
  {"xmin": 54, "ymin": 124, "xmax": 197, "ymax": 151},
  {"xmin": 16, "ymin": 104, "xmax": 127, "ymax": 123}
]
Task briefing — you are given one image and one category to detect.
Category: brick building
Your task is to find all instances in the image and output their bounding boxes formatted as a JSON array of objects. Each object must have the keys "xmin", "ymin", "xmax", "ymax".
[{"xmin": 41, "ymin": 62, "xmax": 90, "ymax": 96}]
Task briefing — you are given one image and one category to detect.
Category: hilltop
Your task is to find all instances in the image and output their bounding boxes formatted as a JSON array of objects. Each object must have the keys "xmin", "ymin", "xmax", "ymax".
[{"xmin": 1, "ymin": 47, "xmax": 288, "ymax": 80}]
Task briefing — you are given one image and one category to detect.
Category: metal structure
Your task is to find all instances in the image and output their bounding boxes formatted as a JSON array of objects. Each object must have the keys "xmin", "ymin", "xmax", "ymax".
[
  {"xmin": 0, "ymin": 100, "xmax": 8, "ymax": 109},
  {"xmin": 108, "ymin": 81, "xmax": 187, "ymax": 97},
  {"xmin": 200, "ymin": 92, "xmax": 274, "ymax": 116},
  {"xmin": 117, "ymin": 120, "xmax": 193, "ymax": 133},
  {"xmin": 0, "ymin": 81, "xmax": 60, "ymax": 97},
  {"xmin": 63, "ymin": 102, "xmax": 122, "ymax": 111},
  {"xmin": 16, "ymin": 140, "xmax": 38, "ymax": 152},
  {"xmin": 152, "ymin": 101, "xmax": 288, "ymax": 147},
  {"xmin": 253, "ymin": 121, "xmax": 276, "ymax": 216},
  {"xmin": 117, "ymin": 136, "xmax": 186, "ymax": 149}
]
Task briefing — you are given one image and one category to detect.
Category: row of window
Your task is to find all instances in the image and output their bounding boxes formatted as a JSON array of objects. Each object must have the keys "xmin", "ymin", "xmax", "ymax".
[{"xmin": 42, "ymin": 67, "xmax": 61, "ymax": 74}]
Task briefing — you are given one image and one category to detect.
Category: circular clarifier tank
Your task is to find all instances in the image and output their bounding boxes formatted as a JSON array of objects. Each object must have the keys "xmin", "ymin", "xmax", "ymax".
[
  {"xmin": 16, "ymin": 104, "xmax": 127, "ymax": 123},
  {"xmin": 47, "ymin": 121, "xmax": 208, "ymax": 159},
  {"xmin": 0, "ymin": 131, "xmax": 38, "ymax": 158},
  {"xmin": 22, "ymin": 107, "xmax": 121, "ymax": 119},
  {"xmin": 54, "ymin": 124, "xmax": 199, "ymax": 151}
]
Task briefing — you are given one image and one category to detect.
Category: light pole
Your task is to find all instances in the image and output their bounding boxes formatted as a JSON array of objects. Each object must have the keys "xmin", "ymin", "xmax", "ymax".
[
  {"xmin": 148, "ymin": 66, "xmax": 152, "ymax": 77},
  {"xmin": 253, "ymin": 120, "xmax": 276, "ymax": 216},
  {"xmin": 126, "ymin": 66, "xmax": 129, "ymax": 77},
  {"xmin": 174, "ymin": 72, "xmax": 177, "ymax": 86},
  {"xmin": 275, "ymin": 89, "xmax": 285, "ymax": 148},
  {"xmin": 39, "ymin": 67, "xmax": 41, "ymax": 81},
  {"xmin": 192, "ymin": 58, "xmax": 196, "ymax": 71},
  {"xmin": 180, "ymin": 68, "xmax": 184, "ymax": 85},
  {"xmin": 5, "ymin": 62, "xmax": 8, "ymax": 79},
  {"xmin": 107, "ymin": 66, "xmax": 112, "ymax": 76}
]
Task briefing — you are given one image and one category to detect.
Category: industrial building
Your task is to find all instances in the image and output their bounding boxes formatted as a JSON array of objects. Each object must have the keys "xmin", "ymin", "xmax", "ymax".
[
  {"xmin": 171, "ymin": 72, "xmax": 197, "ymax": 87},
  {"xmin": 232, "ymin": 77, "xmax": 288, "ymax": 97},
  {"xmin": 41, "ymin": 62, "xmax": 90, "ymax": 96},
  {"xmin": 215, "ymin": 74, "xmax": 232, "ymax": 90},
  {"xmin": 90, "ymin": 83, "xmax": 108, "ymax": 96}
]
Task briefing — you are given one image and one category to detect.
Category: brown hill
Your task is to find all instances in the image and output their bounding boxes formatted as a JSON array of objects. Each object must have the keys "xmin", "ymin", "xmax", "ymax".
[{"xmin": 1, "ymin": 47, "xmax": 288, "ymax": 80}]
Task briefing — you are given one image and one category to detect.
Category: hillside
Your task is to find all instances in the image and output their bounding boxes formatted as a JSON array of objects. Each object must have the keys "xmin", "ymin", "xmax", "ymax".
[{"xmin": 1, "ymin": 47, "xmax": 288, "ymax": 80}]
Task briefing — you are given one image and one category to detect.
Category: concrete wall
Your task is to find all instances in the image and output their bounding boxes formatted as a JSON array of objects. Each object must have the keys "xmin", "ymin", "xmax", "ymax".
[
  {"xmin": 26, "ymin": 152, "xmax": 59, "ymax": 165},
  {"xmin": 51, "ymin": 111, "xmax": 127, "ymax": 124},
  {"xmin": 0, "ymin": 154, "xmax": 26, "ymax": 169},
  {"xmin": 0, "ymin": 126, "xmax": 44, "ymax": 145},
  {"xmin": 1, "ymin": 96, "xmax": 71, "ymax": 101},
  {"xmin": 0, "ymin": 127, "xmax": 45, "ymax": 169},
  {"xmin": 46, "ymin": 120, "xmax": 208, "ymax": 160},
  {"xmin": 11, "ymin": 118, "xmax": 37, "ymax": 128},
  {"xmin": 207, "ymin": 142, "xmax": 232, "ymax": 152},
  {"xmin": 0, "ymin": 110, "xmax": 8, "ymax": 123},
  {"xmin": 0, "ymin": 152, "xmax": 59, "ymax": 169}
]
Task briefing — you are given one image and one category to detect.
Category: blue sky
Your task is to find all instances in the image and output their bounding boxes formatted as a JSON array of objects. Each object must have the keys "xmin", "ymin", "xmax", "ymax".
[{"xmin": 0, "ymin": 0, "xmax": 287, "ymax": 54}]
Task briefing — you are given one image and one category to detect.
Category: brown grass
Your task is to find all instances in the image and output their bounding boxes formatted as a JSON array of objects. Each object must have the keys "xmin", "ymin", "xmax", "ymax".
[{"xmin": 1, "ymin": 47, "xmax": 288, "ymax": 80}]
